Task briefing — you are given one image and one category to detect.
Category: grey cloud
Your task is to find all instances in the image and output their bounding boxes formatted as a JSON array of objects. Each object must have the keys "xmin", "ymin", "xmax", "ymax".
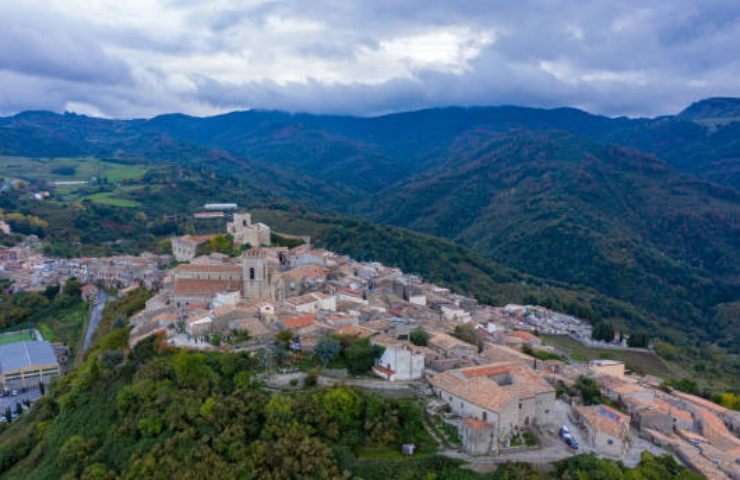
[
  {"xmin": 0, "ymin": 5, "xmax": 132, "ymax": 85},
  {"xmin": 0, "ymin": 0, "xmax": 738, "ymax": 118}
]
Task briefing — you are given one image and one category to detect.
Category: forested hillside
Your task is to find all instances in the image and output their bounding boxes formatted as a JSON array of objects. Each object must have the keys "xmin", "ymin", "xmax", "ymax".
[{"xmin": 1, "ymin": 99, "xmax": 738, "ymax": 362}]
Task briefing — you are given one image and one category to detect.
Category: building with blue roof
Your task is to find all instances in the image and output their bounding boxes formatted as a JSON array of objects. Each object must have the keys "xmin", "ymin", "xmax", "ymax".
[{"xmin": 0, "ymin": 340, "xmax": 60, "ymax": 388}]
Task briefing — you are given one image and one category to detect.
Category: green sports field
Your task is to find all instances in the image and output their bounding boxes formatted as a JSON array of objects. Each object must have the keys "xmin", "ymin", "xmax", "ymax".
[{"xmin": 0, "ymin": 330, "xmax": 36, "ymax": 346}]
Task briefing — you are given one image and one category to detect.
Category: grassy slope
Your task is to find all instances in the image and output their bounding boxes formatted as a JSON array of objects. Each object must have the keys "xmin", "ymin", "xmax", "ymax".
[
  {"xmin": 33, "ymin": 302, "xmax": 89, "ymax": 353},
  {"xmin": 541, "ymin": 335, "xmax": 676, "ymax": 379},
  {"xmin": 0, "ymin": 156, "xmax": 147, "ymax": 183}
]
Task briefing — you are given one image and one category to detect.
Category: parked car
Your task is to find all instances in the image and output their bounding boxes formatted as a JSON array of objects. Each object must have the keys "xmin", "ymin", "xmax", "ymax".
[
  {"xmin": 11, "ymin": 390, "xmax": 17, "ymax": 397},
  {"xmin": 559, "ymin": 425, "xmax": 571, "ymax": 437},
  {"xmin": 563, "ymin": 435, "xmax": 579, "ymax": 450}
]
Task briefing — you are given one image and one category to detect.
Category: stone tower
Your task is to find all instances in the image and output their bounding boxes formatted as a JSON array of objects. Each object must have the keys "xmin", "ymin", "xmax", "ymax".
[{"xmin": 242, "ymin": 248, "xmax": 267, "ymax": 301}]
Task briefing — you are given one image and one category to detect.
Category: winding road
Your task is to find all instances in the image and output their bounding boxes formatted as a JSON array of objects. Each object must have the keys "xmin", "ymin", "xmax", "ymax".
[{"xmin": 82, "ymin": 292, "xmax": 108, "ymax": 352}]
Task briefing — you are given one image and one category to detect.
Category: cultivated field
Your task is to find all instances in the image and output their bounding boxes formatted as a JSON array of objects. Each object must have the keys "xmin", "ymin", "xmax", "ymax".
[
  {"xmin": 541, "ymin": 334, "xmax": 675, "ymax": 379},
  {"xmin": 0, "ymin": 156, "xmax": 148, "ymax": 183}
]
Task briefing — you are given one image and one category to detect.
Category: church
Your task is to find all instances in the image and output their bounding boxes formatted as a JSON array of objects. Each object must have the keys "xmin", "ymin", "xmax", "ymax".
[
  {"xmin": 227, "ymin": 212, "xmax": 271, "ymax": 248},
  {"xmin": 171, "ymin": 247, "xmax": 285, "ymax": 308}
]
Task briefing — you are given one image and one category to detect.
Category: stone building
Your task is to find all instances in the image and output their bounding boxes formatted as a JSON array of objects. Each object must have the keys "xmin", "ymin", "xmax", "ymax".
[
  {"xmin": 227, "ymin": 212, "xmax": 271, "ymax": 247},
  {"xmin": 242, "ymin": 248, "xmax": 284, "ymax": 302},
  {"xmin": 428, "ymin": 362, "xmax": 555, "ymax": 453},
  {"xmin": 172, "ymin": 263, "xmax": 243, "ymax": 307},
  {"xmin": 426, "ymin": 332, "xmax": 478, "ymax": 370},
  {"xmin": 0, "ymin": 340, "xmax": 60, "ymax": 388},
  {"xmin": 371, "ymin": 335, "xmax": 424, "ymax": 381},
  {"xmin": 590, "ymin": 359, "xmax": 625, "ymax": 379},
  {"xmin": 172, "ymin": 249, "xmax": 285, "ymax": 307},
  {"xmin": 574, "ymin": 405, "xmax": 630, "ymax": 459},
  {"xmin": 461, "ymin": 417, "xmax": 496, "ymax": 455},
  {"xmin": 171, "ymin": 235, "xmax": 214, "ymax": 262}
]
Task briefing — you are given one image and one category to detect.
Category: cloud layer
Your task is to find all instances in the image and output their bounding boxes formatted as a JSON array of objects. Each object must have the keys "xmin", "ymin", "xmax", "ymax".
[{"xmin": 0, "ymin": 0, "xmax": 738, "ymax": 118}]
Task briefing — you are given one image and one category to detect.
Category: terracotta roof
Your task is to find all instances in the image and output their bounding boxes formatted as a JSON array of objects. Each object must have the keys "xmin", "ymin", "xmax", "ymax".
[
  {"xmin": 575, "ymin": 405, "xmax": 629, "ymax": 439},
  {"xmin": 286, "ymin": 294, "xmax": 320, "ymax": 306},
  {"xmin": 175, "ymin": 234, "xmax": 216, "ymax": 244},
  {"xmin": 173, "ymin": 278, "xmax": 241, "ymax": 297},
  {"xmin": 429, "ymin": 362, "xmax": 554, "ymax": 413},
  {"xmin": 429, "ymin": 371, "xmax": 512, "ymax": 411},
  {"xmin": 373, "ymin": 365, "xmax": 395, "ymax": 376},
  {"xmin": 463, "ymin": 417, "xmax": 492, "ymax": 430},
  {"xmin": 480, "ymin": 343, "xmax": 533, "ymax": 364},
  {"xmin": 334, "ymin": 324, "xmax": 376, "ymax": 339},
  {"xmin": 281, "ymin": 314, "xmax": 316, "ymax": 330},
  {"xmin": 229, "ymin": 317, "xmax": 271, "ymax": 337},
  {"xmin": 282, "ymin": 265, "xmax": 327, "ymax": 281},
  {"xmin": 428, "ymin": 332, "xmax": 476, "ymax": 352},
  {"xmin": 462, "ymin": 364, "xmax": 513, "ymax": 378},
  {"xmin": 176, "ymin": 264, "xmax": 242, "ymax": 274},
  {"xmin": 372, "ymin": 333, "xmax": 402, "ymax": 347},
  {"xmin": 511, "ymin": 331, "xmax": 539, "ymax": 342}
]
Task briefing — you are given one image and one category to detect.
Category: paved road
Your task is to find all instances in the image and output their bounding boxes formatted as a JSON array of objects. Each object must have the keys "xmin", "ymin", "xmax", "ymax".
[
  {"xmin": 0, "ymin": 387, "xmax": 41, "ymax": 419},
  {"xmin": 82, "ymin": 292, "xmax": 108, "ymax": 352}
]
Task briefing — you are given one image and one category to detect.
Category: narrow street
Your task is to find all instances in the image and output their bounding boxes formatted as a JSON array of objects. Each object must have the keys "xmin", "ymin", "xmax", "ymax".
[{"xmin": 82, "ymin": 292, "xmax": 108, "ymax": 352}]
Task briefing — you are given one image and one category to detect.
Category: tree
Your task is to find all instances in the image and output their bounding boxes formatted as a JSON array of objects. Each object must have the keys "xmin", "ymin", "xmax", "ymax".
[
  {"xmin": 314, "ymin": 337, "xmax": 342, "ymax": 365},
  {"xmin": 575, "ymin": 376, "xmax": 603, "ymax": 405},
  {"xmin": 453, "ymin": 324, "xmax": 483, "ymax": 352},
  {"xmin": 173, "ymin": 351, "xmax": 214, "ymax": 389},
  {"xmin": 207, "ymin": 234, "xmax": 235, "ymax": 256},
  {"xmin": 491, "ymin": 462, "xmax": 540, "ymax": 480},
  {"xmin": 60, "ymin": 435, "xmax": 93, "ymax": 466},
  {"xmin": 322, "ymin": 387, "xmax": 363, "ymax": 429},
  {"xmin": 62, "ymin": 277, "xmax": 83, "ymax": 301},
  {"xmin": 42, "ymin": 284, "xmax": 60, "ymax": 301},
  {"xmin": 627, "ymin": 331, "xmax": 649, "ymax": 348},
  {"xmin": 591, "ymin": 322, "xmax": 615, "ymax": 342},
  {"xmin": 275, "ymin": 329, "xmax": 294, "ymax": 346},
  {"xmin": 344, "ymin": 338, "xmax": 384, "ymax": 375},
  {"xmin": 409, "ymin": 328, "xmax": 429, "ymax": 346},
  {"xmin": 654, "ymin": 340, "xmax": 678, "ymax": 361}
]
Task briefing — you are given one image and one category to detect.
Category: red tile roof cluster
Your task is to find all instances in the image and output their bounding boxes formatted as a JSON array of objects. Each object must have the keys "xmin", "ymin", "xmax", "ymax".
[{"xmin": 281, "ymin": 314, "xmax": 316, "ymax": 330}]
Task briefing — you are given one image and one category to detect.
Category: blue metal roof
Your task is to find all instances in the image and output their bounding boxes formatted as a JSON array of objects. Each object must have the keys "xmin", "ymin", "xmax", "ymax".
[{"xmin": 0, "ymin": 341, "xmax": 58, "ymax": 373}]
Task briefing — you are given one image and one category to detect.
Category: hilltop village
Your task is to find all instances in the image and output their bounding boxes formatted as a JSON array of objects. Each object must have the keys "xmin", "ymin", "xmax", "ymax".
[
  {"xmin": 1, "ymin": 210, "xmax": 739, "ymax": 478},
  {"xmin": 134, "ymin": 210, "xmax": 740, "ymax": 479}
]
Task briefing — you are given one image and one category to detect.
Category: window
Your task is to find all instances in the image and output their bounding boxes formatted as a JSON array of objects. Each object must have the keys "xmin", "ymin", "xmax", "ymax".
[
  {"xmin": 249, "ymin": 268, "xmax": 255, "ymax": 280},
  {"xmin": 607, "ymin": 439, "xmax": 613, "ymax": 445},
  {"xmin": 482, "ymin": 412, "xmax": 487, "ymax": 422}
]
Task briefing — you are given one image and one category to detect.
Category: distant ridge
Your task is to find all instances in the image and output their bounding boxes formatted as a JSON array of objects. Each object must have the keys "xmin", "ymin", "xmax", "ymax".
[{"xmin": 679, "ymin": 97, "xmax": 740, "ymax": 120}]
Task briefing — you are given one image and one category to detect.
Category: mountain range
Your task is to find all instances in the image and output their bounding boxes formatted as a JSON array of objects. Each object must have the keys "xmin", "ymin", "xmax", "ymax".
[{"xmin": 1, "ymin": 97, "xmax": 739, "ymax": 352}]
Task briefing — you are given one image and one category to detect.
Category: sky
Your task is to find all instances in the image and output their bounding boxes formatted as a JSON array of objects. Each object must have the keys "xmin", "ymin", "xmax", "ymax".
[{"xmin": 0, "ymin": 0, "xmax": 738, "ymax": 119}]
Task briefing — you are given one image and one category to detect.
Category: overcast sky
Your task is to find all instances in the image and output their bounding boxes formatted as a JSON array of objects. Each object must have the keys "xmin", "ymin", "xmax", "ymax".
[{"xmin": 1, "ymin": 0, "xmax": 738, "ymax": 119}]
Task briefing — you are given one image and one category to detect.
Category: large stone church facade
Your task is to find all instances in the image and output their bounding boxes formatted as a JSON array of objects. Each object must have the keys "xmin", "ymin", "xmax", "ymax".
[{"xmin": 172, "ymin": 248, "xmax": 285, "ymax": 307}]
